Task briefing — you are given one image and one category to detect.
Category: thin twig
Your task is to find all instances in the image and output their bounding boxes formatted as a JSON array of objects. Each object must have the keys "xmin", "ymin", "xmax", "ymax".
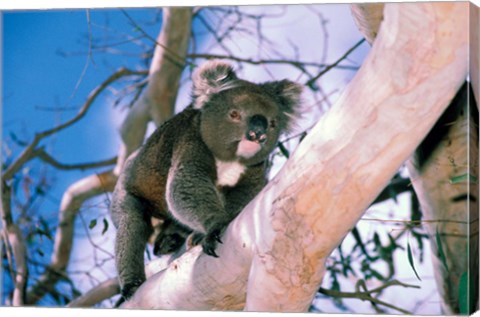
[
  {"xmin": 188, "ymin": 54, "xmax": 359, "ymax": 72},
  {"xmin": 66, "ymin": 10, "xmax": 95, "ymax": 105},
  {"xmin": 319, "ymin": 279, "xmax": 420, "ymax": 314},
  {"xmin": 306, "ymin": 38, "xmax": 366, "ymax": 88},
  {"xmin": 2, "ymin": 68, "xmax": 144, "ymax": 181},
  {"xmin": 35, "ymin": 148, "xmax": 117, "ymax": 171},
  {"xmin": 121, "ymin": 9, "xmax": 193, "ymax": 69}
]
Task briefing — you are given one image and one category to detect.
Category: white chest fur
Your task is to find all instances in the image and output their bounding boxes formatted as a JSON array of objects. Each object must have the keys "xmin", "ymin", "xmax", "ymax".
[{"xmin": 215, "ymin": 160, "xmax": 246, "ymax": 187}]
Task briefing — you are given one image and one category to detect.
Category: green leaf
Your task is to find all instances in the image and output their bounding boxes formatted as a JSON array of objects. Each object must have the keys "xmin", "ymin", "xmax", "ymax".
[
  {"xmin": 89, "ymin": 219, "xmax": 97, "ymax": 230},
  {"xmin": 101, "ymin": 218, "xmax": 109, "ymax": 235},
  {"xmin": 450, "ymin": 173, "xmax": 478, "ymax": 184},
  {"xmin": 435, "ymin": 227, "xmax": 449, "ymax": 272},
  {"xmin": 459, "ymin": 272, "xmax": 469, "ymax": 314},
  {"xmin": 407, "ymin": 237, "xmax": 422, "ymax": 281},
  {"xmin": 277, "ymin": 142, "xmax": 290, "ymax": 158}
]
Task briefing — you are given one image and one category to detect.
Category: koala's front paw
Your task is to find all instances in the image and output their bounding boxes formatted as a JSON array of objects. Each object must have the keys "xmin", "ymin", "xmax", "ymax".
[{"xmin": 202, "ymin": 226, "xmax": 225, "ymax": 258}]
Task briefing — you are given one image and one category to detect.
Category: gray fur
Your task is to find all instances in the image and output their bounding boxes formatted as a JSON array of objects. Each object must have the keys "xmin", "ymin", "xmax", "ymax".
[{"xmin": 111, "ymin": 60, "xmax": 303, "ymax": 303}]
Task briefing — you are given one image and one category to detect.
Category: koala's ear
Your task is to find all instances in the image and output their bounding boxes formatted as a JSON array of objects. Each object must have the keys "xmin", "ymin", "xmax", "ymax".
[
  {"xmin": 261, "ymin": 80, "xmax": 303, "ymax": 132},
  {"xmin": 192, "ymin": 60, "xmax": 238, "ymax": 109}
]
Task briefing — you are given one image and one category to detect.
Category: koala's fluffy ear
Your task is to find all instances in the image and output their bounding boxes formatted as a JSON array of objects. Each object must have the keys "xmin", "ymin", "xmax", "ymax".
[
  {"xmin": 261, "ymin": 80, "xmax": 303, "ymax": 132},
  {"xmin": 192, "ymin": 60, "xmax": 238, "ymax": 109}
]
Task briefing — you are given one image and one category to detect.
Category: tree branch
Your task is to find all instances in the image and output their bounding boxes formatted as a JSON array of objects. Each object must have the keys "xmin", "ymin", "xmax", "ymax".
[
  {"xmin": 188, "ymin": 54, "xmax": 359, "ymax": 72},
  {"xmin": 319, "ymin": 279, "xmax": 420, "ymax": 314},
  {"xmin": 1, "ymin": 183, "xmax": 28, "ymax": 306},
  {"xmin": 35, "ymin": 148, "xmax": 117, "ymax": 171},
  {"xmin": 67, "ymin": 278, "xmax": 119, "ymax": 307},
  {"xmin": 25, "ymin": 170, "xmax": 118, "ymax": 304},
  {"xmin": 2, "ymin": 68, "xmax": 144, "ymax": 181},
  {"xmin": 305, "ymin": 38, "xmax": 366, "ymax": 89}
]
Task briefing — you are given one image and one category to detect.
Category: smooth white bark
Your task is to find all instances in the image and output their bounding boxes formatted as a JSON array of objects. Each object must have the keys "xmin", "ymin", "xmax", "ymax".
[{"xmin": 470, "ymin": 3, "xmax": 479, "ymax": 106}]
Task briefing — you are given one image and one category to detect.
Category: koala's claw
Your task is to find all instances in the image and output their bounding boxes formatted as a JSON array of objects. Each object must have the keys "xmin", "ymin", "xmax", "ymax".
[
  {"xmin": 201, "ymin": 226, "xmax": 225, "ymax": 258},
  {"xmin": 202, "ymin": 241, "xmax": 219, "ymax": 258}
]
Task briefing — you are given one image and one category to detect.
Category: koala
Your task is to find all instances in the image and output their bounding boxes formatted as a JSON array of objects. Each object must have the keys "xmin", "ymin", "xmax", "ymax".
[{"xmin": 111, "ymin": 60, "xmax": 302, "ymax": 303}]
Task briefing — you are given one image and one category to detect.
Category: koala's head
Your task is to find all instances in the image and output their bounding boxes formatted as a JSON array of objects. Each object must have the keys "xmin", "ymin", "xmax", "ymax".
[{"xmin": 192, "ymin": 60, "xmax": 303, "ymax": 165}]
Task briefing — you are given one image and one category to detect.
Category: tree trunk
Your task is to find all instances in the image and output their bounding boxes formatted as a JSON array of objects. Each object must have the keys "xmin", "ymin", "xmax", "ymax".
[
  {"xmin": 123, "ymin": 2, "xmax": 468, "ymax": 311},
  {"xmin": 353, "ymin": 3, "xmax": 478, "ymax": 314},
  {"xmin": 407, "ymin": 83, "xmax": 478, "ymax": 314}
]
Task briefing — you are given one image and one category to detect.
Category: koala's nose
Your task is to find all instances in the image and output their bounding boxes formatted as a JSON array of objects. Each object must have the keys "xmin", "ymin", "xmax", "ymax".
[{"xmin": 247, "ymin": 115, "xmax": 268, "ymax": 144}]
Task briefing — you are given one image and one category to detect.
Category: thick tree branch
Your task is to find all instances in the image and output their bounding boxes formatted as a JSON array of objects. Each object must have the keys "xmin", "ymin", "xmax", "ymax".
[
  {"xmin": 1, "ymin": 184, "xmax": 28, "ymax": 306},
  {"xmin": 67, "ymin": 278, "xmax": 119, "ymax": 307},
  {"xmin": 123, "ymin": 3, "xmax": 468, "ymax": 311},
  {"xmin": 115, "ymin": 8, "xmax": 193, "ymax": 174}
]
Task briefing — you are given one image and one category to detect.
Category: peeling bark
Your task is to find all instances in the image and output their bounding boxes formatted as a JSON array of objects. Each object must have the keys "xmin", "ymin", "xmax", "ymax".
[{"xmin": 124, "ymin": 3, "xmax": 468, "ymax": 311}]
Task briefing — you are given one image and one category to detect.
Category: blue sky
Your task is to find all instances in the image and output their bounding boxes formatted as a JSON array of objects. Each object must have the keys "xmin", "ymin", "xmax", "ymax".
[
  {"xmin": 2, "ymin": 8, "xmax": 166, "ymax": 305},
  {"xmin": 2, "ymin": 9, "xmax": 168, "ymax": 211},
  {"xmin": 4, "ymin": 9, "xmax": 160, "ymax": 161}
]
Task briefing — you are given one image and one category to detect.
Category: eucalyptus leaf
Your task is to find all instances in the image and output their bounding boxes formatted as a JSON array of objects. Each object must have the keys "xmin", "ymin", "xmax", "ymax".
[
  {"xmin": 407, "ymin": 238, "xmax": 422, "ymax": 281},
  {"xmin": 89, "ymin": 219, "xmax": 97, "ymax": 230}
]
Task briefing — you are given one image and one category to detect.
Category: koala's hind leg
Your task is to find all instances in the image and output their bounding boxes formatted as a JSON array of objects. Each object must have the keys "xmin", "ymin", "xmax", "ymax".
[{"xmin": 111, "ymin": 188, "xmax": 153, "ymax": 304}]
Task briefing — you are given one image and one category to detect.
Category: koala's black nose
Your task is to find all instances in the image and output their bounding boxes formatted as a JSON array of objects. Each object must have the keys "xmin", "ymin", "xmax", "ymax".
[{"xmin": 247, "ymin": 115, "xmax": 268, "ymax": 143}]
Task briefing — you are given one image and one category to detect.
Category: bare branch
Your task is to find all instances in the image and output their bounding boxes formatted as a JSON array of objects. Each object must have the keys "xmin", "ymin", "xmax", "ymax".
[
  {"xmin": 25, "ymin": 170, "xmax": 118, "ymax": 304},
  {"xmin": 2, "ymin": 68, "xmax": 145, "ymax": 181},
  {"xmin": 35, "ymin": 148, "xmax": 117, "ymax": 171},
  {"xmin": 305, "ymin": 38, "xmax": 366, "ymax": 89},
  {"xmin": 188, "ymin": 54, "xmax": 359, "ymax": 72},
  {"xmin": 319, "ymin": 279, "xmax": 420, "ymax": 314},
  {"xmin": 121, "ymin": 9, "xmax": 192, "ymax": 69},
  {"xmin": 1, "ymin": 184, "xmax": 28, "ymax": 306}
]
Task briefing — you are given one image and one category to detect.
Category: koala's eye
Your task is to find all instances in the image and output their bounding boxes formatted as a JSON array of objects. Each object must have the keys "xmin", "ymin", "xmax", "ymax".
[
  {"xmin": 229, "ymin": 110, "xmax": 242, "ymax": 121},
  {"xmin": 270, "ymin": 120, "xmax": 277, "ymax": 129}
]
